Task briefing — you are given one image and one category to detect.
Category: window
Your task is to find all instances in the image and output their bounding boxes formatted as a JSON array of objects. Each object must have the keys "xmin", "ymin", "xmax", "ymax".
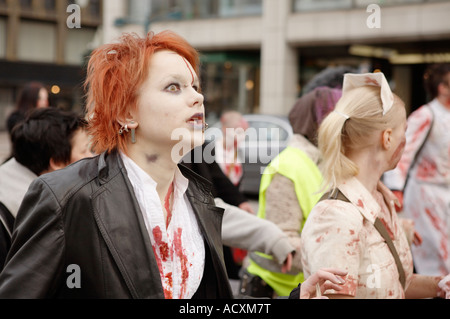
[
  {"xmin": 218, "ymin": 0, "xmax": 262, "ymax": 18},
  {"xmin": 128, "ymin": 0, "xmax": 151, "ymax": 24},
  {"xmin": 147, "ymin": 0, "xmax": 261, "ymax": 21},
  {"xmin": 65, "ymin": 28, "xmax": 96, "ymax": 65},
  {"xmin": 20, "ymin": 0, "xmax": 32, "ymax": 10},
  {"xmin": 294, "ymin": 0, "xmax": 426, "ymax": 11},
  {"xmin": 293, "ymin": 0, "xmax": 352, "ymax": 12},
  {"xmin": 0, "ymin": 18, "xmax": 5, "ymax": 59},
  {"xmin": 18, "ymin": 21, "xmax": 56, "ymax": 63},
  {"xmin": 201, "ymin": 52, "xmax": 260, "ymax": 117},
  {"xmin": 89, "ymin": 0, "xmax": 101, "ymax": 19},
  {"xmin": 355, "ymin": 0, "xmax": 422, "ymax": 7},
  {"xmin": 44, "ymin": 0, "xmax": 56, "ymax": 12}
]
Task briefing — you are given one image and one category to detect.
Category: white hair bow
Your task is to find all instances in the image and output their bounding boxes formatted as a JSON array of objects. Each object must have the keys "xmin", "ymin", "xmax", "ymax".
[{"xmin": 342, "ymin": 72, "xmax": 394, "ymax": 115}]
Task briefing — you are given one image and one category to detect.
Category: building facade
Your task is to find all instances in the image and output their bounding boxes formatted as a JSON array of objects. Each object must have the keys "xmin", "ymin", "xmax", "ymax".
[
  {"xmin": 102, "ymin": 0, "xmax": 450, "ymax": 121},
  {"xmin": 0, "ymin": 0, "xmax": 103, "ymax": 130}
]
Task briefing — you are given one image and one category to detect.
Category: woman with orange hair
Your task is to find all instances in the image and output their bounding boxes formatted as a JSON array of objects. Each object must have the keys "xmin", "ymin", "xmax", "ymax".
[
  {"xmin": 0, "ymin": 31, "xmax": 229, "ymax": 299},
  {"xmin": 0, "ymin": 30, "xmax": 348, "ymax": 300}
]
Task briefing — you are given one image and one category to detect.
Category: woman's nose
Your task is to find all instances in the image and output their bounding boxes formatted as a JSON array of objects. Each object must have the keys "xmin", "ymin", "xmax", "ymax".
[{"xmin": 190, "ymin": 88, "xmax": 204, "ymax": 108}]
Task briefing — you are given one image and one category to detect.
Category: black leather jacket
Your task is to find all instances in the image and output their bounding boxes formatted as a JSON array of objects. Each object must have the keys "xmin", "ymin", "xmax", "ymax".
[{"xmin": 0, "ymin": 150, "xmax": 233, "ymax": 299}]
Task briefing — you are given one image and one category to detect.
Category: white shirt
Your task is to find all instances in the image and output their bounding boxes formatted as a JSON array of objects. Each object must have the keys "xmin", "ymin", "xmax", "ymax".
[
  {"xmin": 121, "ymin": 153, "xmax": 205, "ymax": 299},
  {"xmin": 0, "ymin": 158, "xmax": 37, "ymax": 218}
]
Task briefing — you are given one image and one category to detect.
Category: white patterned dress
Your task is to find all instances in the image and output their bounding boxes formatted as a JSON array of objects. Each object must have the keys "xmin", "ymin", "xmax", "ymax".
[{"xmin": 384, "ymin": 98, "xmax": 450, "ymax": 276}]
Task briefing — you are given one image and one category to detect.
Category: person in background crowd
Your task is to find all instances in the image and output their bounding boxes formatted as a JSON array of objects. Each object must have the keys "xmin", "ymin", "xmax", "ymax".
[
  {"xmin": 383, "ymin": 63, "xmax": 450, "ymax": 276},
  {"xmin": 183, "ymin": 148, "xmax": 295, "ymax": 282},
  {"xmin": 302, "ymin": 65, "xmax": 356, "ymax": 95},
  {"xmin": 242, "ymin": 86, "xmax": 342, "ymax": 298},
  {"xmin": 301, "ymin": 72, "xmax": 448, "ymax": 298},
  {"xmin": 6, "ymin": 82, "xmax": 49, "ymax": 137},
  {"xmin": 0, "ymin": 107, "xmax": 92, "ymax": 271},
  {"xmin": 202, "ymin": 110, "xmax": 254, "ymax": 278},
  {"xmin": 215, "ymin": 110, "xmax": 249, "ymax": 192}
]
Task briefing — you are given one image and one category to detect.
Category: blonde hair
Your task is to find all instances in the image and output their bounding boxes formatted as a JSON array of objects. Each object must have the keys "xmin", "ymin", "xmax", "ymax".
[{"xmin": 318, "ymin": 85, "xmax": 405, "ymax": 191}]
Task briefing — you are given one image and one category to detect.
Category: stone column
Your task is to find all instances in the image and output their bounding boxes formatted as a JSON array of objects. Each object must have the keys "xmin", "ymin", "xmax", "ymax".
[{"xmin": 260, "ymin": 0, "xmax": 298, "ymax": 116}]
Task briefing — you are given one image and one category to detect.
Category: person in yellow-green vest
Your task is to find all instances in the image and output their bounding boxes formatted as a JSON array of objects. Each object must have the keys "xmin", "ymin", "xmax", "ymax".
[{"xmin": 240, "ymin": 86, "xmax": 342, "ymax": 298}]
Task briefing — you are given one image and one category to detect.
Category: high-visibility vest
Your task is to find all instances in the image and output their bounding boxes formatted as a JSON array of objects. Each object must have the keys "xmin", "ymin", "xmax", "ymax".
[{"xmin": 247, "ymin": 146, "xmax": 323, "ymax": 296}]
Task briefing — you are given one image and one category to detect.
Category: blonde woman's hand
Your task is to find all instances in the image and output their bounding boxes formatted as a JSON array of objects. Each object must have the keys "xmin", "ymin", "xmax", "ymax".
[
  {"xmin": 438, "ymin": 274, "xmax": 450, "ymax": 299},
  {"xmin": 300, "ymin": 268, "xmax": 347, "ymax": 299}
]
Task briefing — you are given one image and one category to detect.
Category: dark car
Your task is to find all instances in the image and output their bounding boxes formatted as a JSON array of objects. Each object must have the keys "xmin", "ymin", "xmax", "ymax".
[{"xmin": 205, "ymin": 114, "xmax": 293, "ymax": 197}]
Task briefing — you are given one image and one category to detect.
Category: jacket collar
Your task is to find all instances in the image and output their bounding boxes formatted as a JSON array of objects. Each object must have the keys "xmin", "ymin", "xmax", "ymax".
[
  {"xmin": 339, "ymin": 176, "xmax": 380, "ymax": 224},
  {"xmin": 339, "ymin": 177, "xmax": 399, "ymax": 224},
  {"xmin": 92, "ymin": 150, "xmax": 163, "ymax": 298},
  {"xmin": 92, "ymin": 151, "xmax": 225, "ymax": 298}
]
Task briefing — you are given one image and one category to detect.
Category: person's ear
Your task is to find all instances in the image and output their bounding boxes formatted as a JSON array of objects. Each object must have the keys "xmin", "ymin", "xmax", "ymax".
[
  {"xmin": 382, "ymin": 128, "xmax": 392, "ymax": 150},
  {"xmin": 49, "ymin": 158, "xmax": 66, "ymax": 172},
  {"xmin": 117, "ymin": 112, "xmax": 139, "ymax": 131}
]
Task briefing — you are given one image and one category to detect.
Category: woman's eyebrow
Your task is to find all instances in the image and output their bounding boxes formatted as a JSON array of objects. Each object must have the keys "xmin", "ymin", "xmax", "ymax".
[{"xmin": 162, "ymin": 74, "xmax": 199, "ymax": 87}]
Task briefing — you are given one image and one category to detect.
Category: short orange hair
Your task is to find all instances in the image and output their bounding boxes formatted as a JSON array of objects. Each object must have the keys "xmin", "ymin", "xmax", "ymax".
[{"xmin": 84, "ymin": 31, "xmax": 200, "ymax": 154}]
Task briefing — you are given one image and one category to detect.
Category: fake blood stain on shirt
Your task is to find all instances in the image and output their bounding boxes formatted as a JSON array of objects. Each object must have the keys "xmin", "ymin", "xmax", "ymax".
[
  {"xmin": 153, "ymin": 226, "xmax": 170, "ymax": 262},
  {"xmin": 174, "ymin": 227, "xmax": 190, "ymax": 298}
]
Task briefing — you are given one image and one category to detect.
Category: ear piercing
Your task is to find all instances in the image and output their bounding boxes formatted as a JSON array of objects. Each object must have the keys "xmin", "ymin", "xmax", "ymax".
[
  {"xmin": 118, "ymin": 124, "xmax": 129, "ymax": 135},
  {"xmin": 119, "ymin": 122, "xmax": 137, "ymax": 144}
]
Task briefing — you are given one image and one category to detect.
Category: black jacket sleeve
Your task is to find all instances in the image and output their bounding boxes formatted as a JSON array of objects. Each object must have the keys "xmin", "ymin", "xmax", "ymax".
[
  {"xmin": 0, "ymin": 202, "xmax": 14, "ymax": 272},
  {"xmin": 182, "ymin": 144, "xmax": 247, "ymax": 207}
]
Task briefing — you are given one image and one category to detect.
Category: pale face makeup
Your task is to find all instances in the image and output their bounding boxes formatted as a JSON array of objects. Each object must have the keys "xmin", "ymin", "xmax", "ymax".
[
  {"xmin": 131, "ymin": 50, "xmax": 205, "ymax": 162},
  {"xmin": 387, "ymin": 108, "xmax": 407, "ymax": 171}
]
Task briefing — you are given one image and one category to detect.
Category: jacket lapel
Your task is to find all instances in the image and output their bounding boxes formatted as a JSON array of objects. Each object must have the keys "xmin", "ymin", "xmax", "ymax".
[
  {"xmin": 91, "ymin": 152, "xmax": 164, "ymax": 299},
  {"xmin": 181, "ymin": 165, "xmax": 231, "ymax": 296},
  {"xmin": 180, "ymin": 165, "xmax": 224, "ymax": 257}
]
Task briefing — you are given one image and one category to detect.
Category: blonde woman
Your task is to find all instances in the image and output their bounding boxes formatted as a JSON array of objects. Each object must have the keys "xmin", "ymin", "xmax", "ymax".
[{"xmin": 301, "ymin": 72, "xmax": 448, "ymax": 299}]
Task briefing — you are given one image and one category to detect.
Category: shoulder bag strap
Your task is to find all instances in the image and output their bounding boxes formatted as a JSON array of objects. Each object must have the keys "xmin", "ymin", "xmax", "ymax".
[
  {"xmin": 373, "ymin": 218, "xmax": 406, "ymax": 289},
  {"xmin": 319, "ymin": 189, "xmax": 406, "ymax": 290},
  {"xmin": 403, "ymin": 104, "xmax": 434, "ymax": 191}
]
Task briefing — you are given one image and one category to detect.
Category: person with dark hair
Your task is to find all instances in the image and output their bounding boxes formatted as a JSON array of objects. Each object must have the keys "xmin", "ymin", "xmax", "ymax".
[
  {"xmin": 6, "ymin": 82, "xmax": 49, "ymax": 135},
  {"xmin": 302, "ymin": 66, "xmax": 356, "ymax": 95},
  {"xmin": 384, "ymin": 63, "xmax": 450, "ymax": 276},
  {"xmin": 0, "ymin": 107, "xmax": 92, "ymax": 271}
]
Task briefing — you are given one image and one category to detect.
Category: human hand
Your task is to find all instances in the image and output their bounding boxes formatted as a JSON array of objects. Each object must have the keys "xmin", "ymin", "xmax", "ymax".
[
  {"xmin": 438, "ymin": 274, "xmax": 450, "ymax": 299},
  {"xmin": 391, "ymin": 190, "xmax": 403, "ymax": 213},
  {"xmin": 238, "ymin": 202, "xmax": 255, "ymax": 214},
  {"xmin": 300, "ymin": 268, "xmax": 347, "ymax": 299},
  {"xmin": 412, "ymin": 231, "xmax": 423, "ymax": 246}
]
